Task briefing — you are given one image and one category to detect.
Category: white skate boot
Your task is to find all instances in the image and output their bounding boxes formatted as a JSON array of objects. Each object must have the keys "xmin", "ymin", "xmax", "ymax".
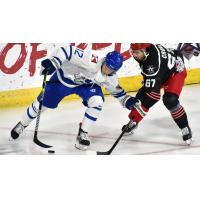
[
  {"xmin": 75, "ymin": 123, "xmax": 90, "ymax": 151},
  {"xmin": 181, "ymin": 126, "xmax": 193, "ymax": 145}
]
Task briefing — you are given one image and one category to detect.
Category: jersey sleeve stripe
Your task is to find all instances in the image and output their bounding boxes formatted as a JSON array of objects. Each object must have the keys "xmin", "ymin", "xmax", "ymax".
[
  {"xmin": 53, "ymin": 56, "xmax": 62, "ymax": 66},
  {"xmin": 113, "ymin": 90, "xmax": 126, "ymax": 98},
  {"xmin": 61, "ymin": 46, "xmax": 72, "ymax": 61},
  {"xmin": 68, "ymin": 45, "xmax": 72, "ymax": 60}
]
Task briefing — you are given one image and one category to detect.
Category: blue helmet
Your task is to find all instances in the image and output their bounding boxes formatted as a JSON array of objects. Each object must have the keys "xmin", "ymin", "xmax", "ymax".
[{"xmin": 105, "ymin": 51, "xmax": 124, "ymax": 71}]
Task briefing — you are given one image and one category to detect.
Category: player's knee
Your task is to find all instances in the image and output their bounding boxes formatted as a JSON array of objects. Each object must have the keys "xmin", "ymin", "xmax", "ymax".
[
  {"xmin": 87, "ymin": 96, "xmax": 104, "ymax": 109},
  {"xmin": 163, "ymin": 93, "xmax": 179, "ymax": 110},
  {"xmin": 32, "ymin": 99, "xmax": 48, "ymax": 113}
]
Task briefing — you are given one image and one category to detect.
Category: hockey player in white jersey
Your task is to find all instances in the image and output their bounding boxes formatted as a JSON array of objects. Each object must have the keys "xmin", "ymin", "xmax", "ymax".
[{"xmin": 11, "ymin": 45, "xmax": 138, "ymax": 150}]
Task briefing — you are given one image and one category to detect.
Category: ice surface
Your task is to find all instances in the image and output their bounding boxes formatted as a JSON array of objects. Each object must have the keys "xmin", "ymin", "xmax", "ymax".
[{"xmin": 0, "ymin": 85, "xmax": 199, "ymax": 155}]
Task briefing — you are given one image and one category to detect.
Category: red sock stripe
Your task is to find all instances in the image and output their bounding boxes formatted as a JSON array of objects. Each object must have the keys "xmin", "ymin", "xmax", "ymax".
[
  {"xmin": 173, "ymin": 111, "xmax": 185, "ymax": 119},
  {"xmin": 171, "ymin": 107, "xmax": 184, "ymax": 116},
  {"xmin": 171, "ymin": 107, "xmax": 185, "ymax": 119},
  {"xmin": 146, "ymin": 92, "xmax": 160, "ymax": 101},
  {"xmin": 129, "ymin": 109, "xmax": 143, "ymax": 123},
  {"xmin": 129, "ymin": 105, "xmax": 149, "ymax": 123}
]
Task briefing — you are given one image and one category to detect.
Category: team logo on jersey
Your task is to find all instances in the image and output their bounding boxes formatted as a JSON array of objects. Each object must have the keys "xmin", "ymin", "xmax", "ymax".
[
  {"xmin": 90, "ymin": 89, "xmax": 96, "ymax": 93},
  {"xmin": 91, "ymin": 54, "xmax": 98, "ymax": 63},
  {"xmin": 146, "ymin": 65, "xmax": 155, "ymax": 74}
]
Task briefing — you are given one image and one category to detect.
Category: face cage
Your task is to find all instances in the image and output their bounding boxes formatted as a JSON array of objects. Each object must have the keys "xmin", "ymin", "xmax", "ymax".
[
  {"xmin": 101, "ymin": 60, "xmax": 116, "ymax": 75},
  {"xmin": 129, "ymin": 48, "xmax": 149, "ymax": 60}
]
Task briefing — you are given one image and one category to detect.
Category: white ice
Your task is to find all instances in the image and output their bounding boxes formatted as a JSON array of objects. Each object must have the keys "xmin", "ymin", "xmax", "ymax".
[{"xmin": 0, "ymin": 85, "xmax": 200, "ymax": 155}]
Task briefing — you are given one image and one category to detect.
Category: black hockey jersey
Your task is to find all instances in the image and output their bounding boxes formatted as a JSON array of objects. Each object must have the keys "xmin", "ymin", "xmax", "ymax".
[{"xmin": 137, "ymin": 44, "xmax": 184, "ymax": 91}]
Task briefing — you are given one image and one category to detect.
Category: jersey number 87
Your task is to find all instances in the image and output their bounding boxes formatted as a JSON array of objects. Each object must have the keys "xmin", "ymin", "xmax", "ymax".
[{"xmin": 145, "ymin": 79, "xmax": 156, "ymax": 88}]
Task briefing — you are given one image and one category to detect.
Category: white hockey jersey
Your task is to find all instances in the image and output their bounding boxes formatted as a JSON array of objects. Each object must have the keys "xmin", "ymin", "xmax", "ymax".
[{"xmin": 49, "ymin": 45, "xmax": 126, "ymax": 97}]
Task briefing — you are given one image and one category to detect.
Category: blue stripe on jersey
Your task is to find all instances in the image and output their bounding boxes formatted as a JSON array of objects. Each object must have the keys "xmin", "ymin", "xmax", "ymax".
[
  {"xmin": 85, "ymin": 113, "xmax": 97, "ymax": 121},
  {"xmin": 61, "ymin": 46, "xmax": 72, "ymax": 61},
  {"xmin": 53, "ymin": 56, "xmax": 62, "ymax": 66},
  {"xmin": 68, "ymin": 45, "xmax": 72, "ymax": 60},
  {"xmin": 27, "ymin": 108, "xmax": 35, "ymax": 119},
  {"xmin": 113, "ymin": 90, "xmax": 126, "ymax": 98}
]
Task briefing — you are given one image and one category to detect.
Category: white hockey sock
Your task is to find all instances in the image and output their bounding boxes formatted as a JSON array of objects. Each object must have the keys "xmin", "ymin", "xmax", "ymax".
[
  {"xmin": 81, "ymin": 107, "xmax": 102, "ymax": 133},
  {"xmin": 21, "ymin": 99, "xmax": 48, "ymax": 127}
]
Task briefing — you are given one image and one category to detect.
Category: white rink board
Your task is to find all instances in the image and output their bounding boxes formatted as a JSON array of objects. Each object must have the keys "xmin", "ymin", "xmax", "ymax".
[{"xmin": 0, "ymin": 43, "xmax": 200, "ymax": 91}]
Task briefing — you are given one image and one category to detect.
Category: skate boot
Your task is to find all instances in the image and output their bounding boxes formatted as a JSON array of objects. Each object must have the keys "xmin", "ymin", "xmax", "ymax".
[
  {"xmin": 122, "ymin": 120, "xmax": 138, "ymax": 136},
  {"xmin": 181, "ymin": 126, "xmax": 192, "ymax": 145},
  {"xmin": 75, "ymin": 123, "xmax": 90, "ymax": 151},
  {"xmin": 11, "ymin": 122, "xmax": 27, "ymax": 140}
]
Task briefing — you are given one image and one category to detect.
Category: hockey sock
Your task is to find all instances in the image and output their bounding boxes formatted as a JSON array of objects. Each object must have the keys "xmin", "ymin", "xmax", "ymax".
[
  {"xmin": 81, "ymin": 107, "xmax": 102, "ymax": 133},
  {"xmin": 170, "ymin": 105, "xmax": 189, "ymax": 129},
  {"xmin": 129, "ymin": 104, "xmax": 149, "ymax": 123},
  {"xmin": 21, "ymin": 100, "xmax": 48, "ymax": 127}
]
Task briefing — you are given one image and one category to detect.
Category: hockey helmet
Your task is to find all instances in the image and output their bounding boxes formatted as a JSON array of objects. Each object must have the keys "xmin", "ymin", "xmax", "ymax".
[
  {"xmin": 105, "ymin": 51, "xmax": 124, "ymax": 71},
  {"xmin": 130, "ymin": 43, "xmax": 151, "ymax": 51}
]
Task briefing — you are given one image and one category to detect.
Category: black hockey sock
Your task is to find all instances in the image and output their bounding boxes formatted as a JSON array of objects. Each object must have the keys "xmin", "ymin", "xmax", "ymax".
[{"xmin": 170, "ymin": 106, "xmax": 189, "ymax": 129}]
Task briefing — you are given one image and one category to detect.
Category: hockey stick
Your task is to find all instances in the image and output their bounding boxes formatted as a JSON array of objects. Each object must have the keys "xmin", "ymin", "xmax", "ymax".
[
  {"xmin": 33, "ymin": 73, "xmax": 53, "ymax": 148},
  {"xmin": 95, "ymin": 129, "xmax": 127, "ymax": 155},
  {"xmin": 90, "ymin": 120, "xmax": 136, "ymax": 155}
]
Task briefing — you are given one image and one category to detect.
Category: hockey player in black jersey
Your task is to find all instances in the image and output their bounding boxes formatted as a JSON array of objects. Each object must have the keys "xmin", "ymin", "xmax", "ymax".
[{"xmin": 122, "ymin": 43, "xmax": 192, "ymax": 145}]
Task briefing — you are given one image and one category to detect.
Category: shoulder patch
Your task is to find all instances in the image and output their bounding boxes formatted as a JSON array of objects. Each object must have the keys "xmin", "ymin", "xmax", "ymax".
[{"xmin": 91, "ymin": 54, "xmax": 98, "ymax": 63}]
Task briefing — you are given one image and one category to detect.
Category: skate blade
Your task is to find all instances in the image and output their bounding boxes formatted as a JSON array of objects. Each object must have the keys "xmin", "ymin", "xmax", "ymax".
[
  {"xmin": 9, "ymin": 137, "xmax": 14, "ymax": 141},
  {"xmin": 123, "ymin": 131, "xmax": 135, "ymax": 137},
  {"xmin": 185, "ymin": 138, "xmax": 193, "ymax": 146},
  {"xmin": 75, "ymin": 143, "xmax": 89, "ymax": 151}
]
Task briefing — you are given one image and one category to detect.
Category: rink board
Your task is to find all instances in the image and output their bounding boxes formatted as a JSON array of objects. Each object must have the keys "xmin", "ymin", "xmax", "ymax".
[{"xmin": 0, "ymin": 68, "xmax": 200, "ymax": 108}]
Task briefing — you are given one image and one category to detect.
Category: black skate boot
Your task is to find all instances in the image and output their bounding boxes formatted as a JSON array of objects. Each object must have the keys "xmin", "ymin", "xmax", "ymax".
[
  {"xmin": 11, "ymin": 122, "xmax": 27, "ymax": 139},
  {"xmin": 75, "ymin": 123, "xmax": 90, "ymax": 151},
  {"xmin": 122, "ymin": 120, "xmax": 138, "ymax": 136},
  {"xmin": 181, "ymin": 126, "xmax": 192, "ymax": 145}
]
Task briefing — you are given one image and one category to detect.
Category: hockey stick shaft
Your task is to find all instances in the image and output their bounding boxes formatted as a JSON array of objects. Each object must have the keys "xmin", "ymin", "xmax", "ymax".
[
  {"xmin": 97, "ymin": 130, "xmax": 126, "ymax": 155},
  {"xmin": 33, "ymin": 73, "xmax": 52, "ymax": 148}
]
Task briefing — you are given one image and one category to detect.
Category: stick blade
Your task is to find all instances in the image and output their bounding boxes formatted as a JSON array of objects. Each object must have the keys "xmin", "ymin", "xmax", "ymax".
[
  {"xmin": 97, "ymin": 151, "xmax": 110, "ymax": 155},
  {"xmin": 33, "ymin": 134, "xmax": 52, "ymax": 148}
]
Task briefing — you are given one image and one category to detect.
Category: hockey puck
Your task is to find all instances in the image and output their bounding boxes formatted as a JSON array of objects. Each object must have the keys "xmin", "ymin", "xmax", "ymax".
[{"xmin": 48, "ymin": 150, "xmax": 55, "ymax": 154}]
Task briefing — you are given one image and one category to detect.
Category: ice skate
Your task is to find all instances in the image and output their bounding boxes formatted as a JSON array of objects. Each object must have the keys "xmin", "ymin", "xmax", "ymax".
[
  {"xmin": 75, "ymin": 123, "xmax": 90, "ymax": 151},
  {"xmin": 181, "ymin": 126, "xmax": 193, "ymax": 145},
  {"xmin": 123, "ymin": 120, "xmax": 138, "ymax": 136},
  {"xmin": 10, "ymin": 122, "xmax": 27, "ymax": 140}
]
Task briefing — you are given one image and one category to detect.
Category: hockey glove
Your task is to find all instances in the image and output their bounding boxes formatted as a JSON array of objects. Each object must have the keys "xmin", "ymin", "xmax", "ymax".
[
  {"xmin": 40, "ymin": 58, "xmax": 58, "ymax": 75},
  {"xmin": 119, "ymin": 95, "xmax": 139, "ymax": 110}
]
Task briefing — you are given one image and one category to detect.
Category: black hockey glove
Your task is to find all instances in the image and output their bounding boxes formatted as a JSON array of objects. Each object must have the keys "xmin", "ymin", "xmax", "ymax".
[
  {"xmin": 40, "ymin": 59, "xmax": 57, "ymax": 75},
  {"xmin": 120, "ymin": 95, "xmax": 139, "ymax": 110}
]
